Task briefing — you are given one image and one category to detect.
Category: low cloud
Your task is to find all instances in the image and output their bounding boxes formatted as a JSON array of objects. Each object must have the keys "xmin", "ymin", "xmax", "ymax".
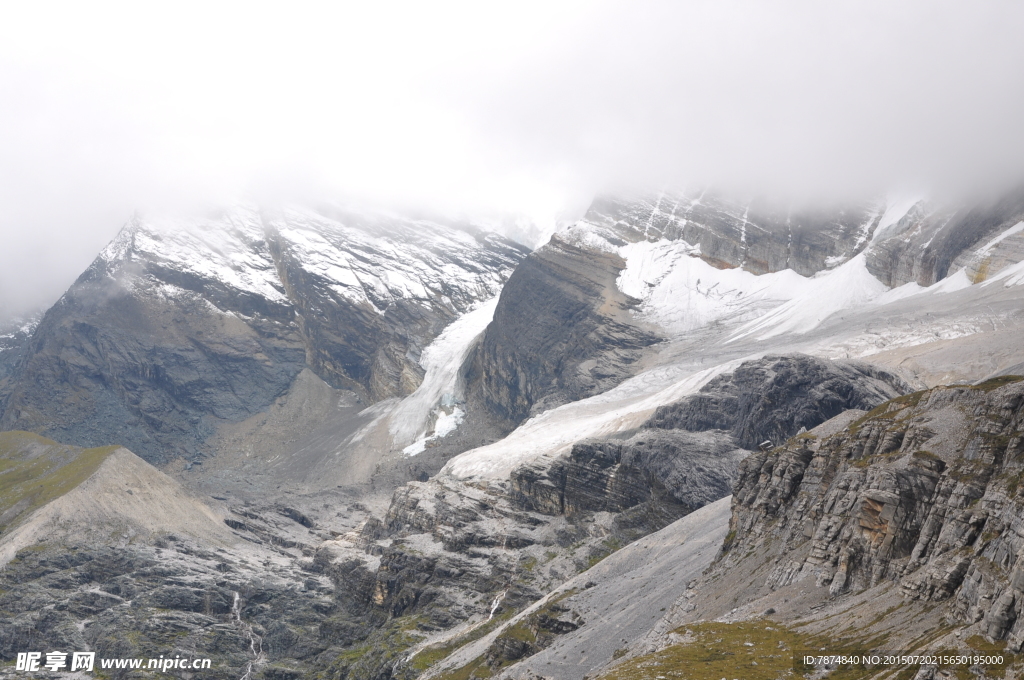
[{"xmin": 2, "ymin": 1, "xmax": 1023, "ymax": 318}]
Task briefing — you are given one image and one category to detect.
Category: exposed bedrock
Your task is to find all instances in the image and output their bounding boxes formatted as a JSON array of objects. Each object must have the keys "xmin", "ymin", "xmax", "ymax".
[
  {"xmin": 722, "ymin": 375, "xmax": 1024, "ymax": 646},
  {"xmin": 470, "ymin": 235, "xmax": 659, "ymax": 430},
  {"xmin": 508, "ymin": 355, "xmax": 907, "ymax": 535},
  {"xmin": 587, "ymin": 187, "xmax": 1024, "ymax": 289},
  {"xmin": 865, "ymin": 186, "xmax": 1024, "ymax": 287},
  {"xmin": 510, "ymin": 430, "xmax": 745, "ymax": 520},
  {"xmin": 264, "ymin": 214, "xmax": 528, "ymax": 402},
  {"xmin": 584, "ymin": 192, "xmax": 883, "ymax": 276},
  {"xmin": 648, "ymin": 354, "xmax": 911, "ymax": 450},
  {"xmin": 0, "ymin": 277, "xmax": 307, "ymax": 465}
]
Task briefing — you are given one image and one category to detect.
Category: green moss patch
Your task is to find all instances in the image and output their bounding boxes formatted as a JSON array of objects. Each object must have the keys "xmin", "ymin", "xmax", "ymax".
[
  {"xmin": 971, "ymin": 375, "xmax": 1024, "ymax": 392},
  {"xmin": 598, "ymin": 622, "xmax": 886, "ymax": 680}
]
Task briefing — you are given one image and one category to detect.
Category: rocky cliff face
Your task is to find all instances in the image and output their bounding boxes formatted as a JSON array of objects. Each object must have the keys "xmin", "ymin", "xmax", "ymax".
[
  {"xmin": 647, "ymin": 354, "xmax": 910, "ymax": 449},
  {"xmin": 585, "ymin": 188, "xmax": 1024, "ymax": 287},
  {"xmin": 723, "ymin": 375, "xmax": 1024, "ymax": 645},
  {"xmin": 0, "ymin": 206, "xmax": 527, "ymax": 464},
  {"xmin": 385, "ymin": 355, "xmax": 909, "ymax": 680},
  {"xmin": 507, "ymin": 355, "xmax": 906, "ymax": 535},
  {"xmin": 469, "ymin": 236, "xmax": 659, "ymax": 430},
  {"xmin": 466, "ymin": 192, "xmax": 890, "ymax": 429},
  {"xmin": 468, "ymin": 187, "xmax": 1024, "ymax": 431},
  {"xmin": 866, "ymin": 188, "xmax": 1024, "ymax": 287},
  {"xmin": 0, "ymin": 316, "xmax": 37, "ymax": 394},
  {"xmin": 584, "ymin": 192, "xmax": 881, "ymax": 276},
  {"xmin": 511, "ymin": 430, "xmax": 744, "ymax": 521}
]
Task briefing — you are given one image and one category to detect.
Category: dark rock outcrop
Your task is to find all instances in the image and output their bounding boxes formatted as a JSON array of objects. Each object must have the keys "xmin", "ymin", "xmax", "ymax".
[
  {"xmin": 511, "ymin": 430, "xmax": 744, "ymax": 521},
  {"xmin": 470, "ymin": 235, "xmax": 659, "ymax": 430},
  {"xmin": 510, "ymin": 355, "xmax": 906, "ymax": 542},
  {"xmin": 648, "ymin": 354, "xmax": 910, "ymax": 449},
  {"xmin": 0, "ymin": 276, "xmax": 307, "ymax": 465}
]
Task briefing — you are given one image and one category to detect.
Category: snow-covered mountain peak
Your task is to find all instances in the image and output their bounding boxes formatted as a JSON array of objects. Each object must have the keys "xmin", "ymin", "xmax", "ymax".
[
  {"xmin": 266, "ymin": 206, "xmax": 523, "ymax": 316},
  {"xmin": 0, "ymin": 202, "xmax": 531, "ymax": 462},
  {"xmin": 89, "ymin": 204, "xmax": 529, "ymax": 320}
]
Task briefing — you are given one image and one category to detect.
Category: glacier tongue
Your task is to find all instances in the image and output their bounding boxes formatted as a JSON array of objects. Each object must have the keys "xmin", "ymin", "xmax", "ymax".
[
  {"xmin": 442, "ymin": 362, "xmax": 738, "ymax": 480},
  {"xmin": 391, "ymin": 296, "xmax": 500, "ymax": 453}
]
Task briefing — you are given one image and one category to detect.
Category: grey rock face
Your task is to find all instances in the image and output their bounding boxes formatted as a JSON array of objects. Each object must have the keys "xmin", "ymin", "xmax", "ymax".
[
  {"xmin": 584, "ymin": 192, "xmax": 881, "ymax": 276},
  {"xmin": 0, "ymin": 316, "xmax": 38, "ymax": 402},
  {"xmin": 865, "ymin": 187, "xmax": 1024, "ymax": 287},
  {"xmin": 470, "ymin": 236, "xmax": 658, "ymax": 430},
  {"xmin": 0, "ymin": 278, "xmax": 306, "ymax": 465},
  {"xmin": 587, "ymin": 187, "xmax": 1024, "ymax": 289},
  {"xmin": 723, "ymin": 376, "xmax": 1024, "ymax": 645},
  {"xmin": 468, "ymin": 187, "xmax": 957, "ymax": 432},
  {"xmin": 265, "ymin": 209, "xmax": 528, "ymax": 401},
  {"xmin": 648, "ymin": 354, "xmax": 910, "ymax": 449},
  {"xmin": 0, "ymin": 207, "xmax": 527, "ymax": 464},
  {"xmin": 407, "ymin": 356, "xmax": 910, "ymax": 679},
  {"xmin": 511, "ymin": 430, "xmax": 744, "ymax": 520},
  {"xmin": 0, "ymin": 537, "xmax": 391, "ymax": 680}
]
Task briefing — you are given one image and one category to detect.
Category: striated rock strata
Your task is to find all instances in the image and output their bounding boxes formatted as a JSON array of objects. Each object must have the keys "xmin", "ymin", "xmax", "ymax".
[{"xmin": 723, "ymin": 375, "xmax": 1024, "ymax": 646}]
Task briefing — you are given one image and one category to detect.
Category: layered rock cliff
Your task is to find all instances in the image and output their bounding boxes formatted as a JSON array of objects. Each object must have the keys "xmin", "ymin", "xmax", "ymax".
[
  {"xmin": 720, "ymin": 375, "xmax": 1024, "ymax": 646},
  {"xmin": 508, "ymin": 354, "xmax": 907, "ymax": 528},
  {"xmin": 584, "ymin": 191, "xmax": 882, "ymax": 276},
  {"xmin": 647, "ymin": 354, "xmax": 911, "ymax": 449}
]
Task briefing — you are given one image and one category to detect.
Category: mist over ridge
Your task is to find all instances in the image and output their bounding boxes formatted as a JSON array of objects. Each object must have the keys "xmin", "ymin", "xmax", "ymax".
[{"xmin": 2, "ymin": 1, "xmax": 1024, "ymax": 319}]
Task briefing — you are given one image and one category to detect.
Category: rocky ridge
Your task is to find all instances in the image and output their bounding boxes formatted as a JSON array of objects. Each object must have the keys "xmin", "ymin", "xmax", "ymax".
[
  {"xmin": 358, "ymin": 354, "xmax": 909, "ymax": 679},
  {"xmin": 721, "ymin": 375, "xmax": 1024, "ymax": 642}
]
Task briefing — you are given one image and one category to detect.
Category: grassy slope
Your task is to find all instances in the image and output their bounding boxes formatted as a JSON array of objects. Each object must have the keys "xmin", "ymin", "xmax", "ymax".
[{"xmin": 0, "ymin": 431, "xmax": 119, "ymax": 534}]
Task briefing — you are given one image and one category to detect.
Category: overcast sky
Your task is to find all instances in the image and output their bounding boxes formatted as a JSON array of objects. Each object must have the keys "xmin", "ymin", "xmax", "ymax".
[{"xmin": 2, "ymin": 1, "xmax": 1024, "ymax": 320}]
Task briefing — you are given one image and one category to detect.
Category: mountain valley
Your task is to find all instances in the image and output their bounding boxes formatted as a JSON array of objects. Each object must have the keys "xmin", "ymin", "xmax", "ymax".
[{"xmin": 2, "ymin": 188, "xmax": 1024, "ymax": 680}]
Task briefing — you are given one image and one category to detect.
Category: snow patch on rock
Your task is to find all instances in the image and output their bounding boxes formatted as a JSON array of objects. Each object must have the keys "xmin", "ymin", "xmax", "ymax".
[{"xmin": 443, "ymin": 362, "xmax": 738, "ymax": 480}]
